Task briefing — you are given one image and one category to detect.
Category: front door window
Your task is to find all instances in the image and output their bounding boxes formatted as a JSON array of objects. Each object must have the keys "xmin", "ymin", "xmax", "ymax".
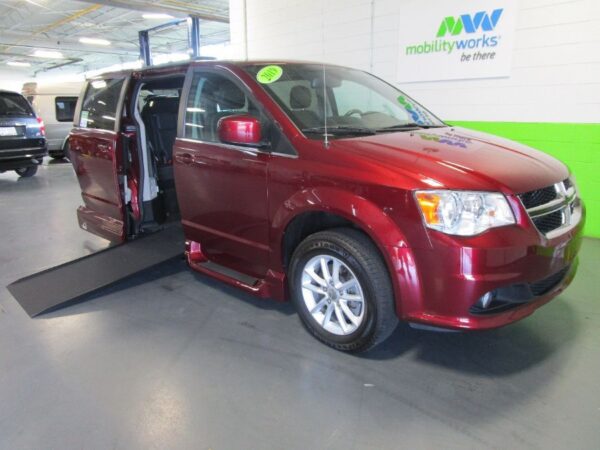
[{"xmin": 184, "ymin": 73, "xmax": 263, "ymax": 142}]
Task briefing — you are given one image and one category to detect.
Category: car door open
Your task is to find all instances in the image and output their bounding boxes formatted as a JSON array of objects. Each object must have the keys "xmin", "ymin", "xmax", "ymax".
[{"xmin": 70, "ymin": 77, "xmax": 129, "ymax": 243}]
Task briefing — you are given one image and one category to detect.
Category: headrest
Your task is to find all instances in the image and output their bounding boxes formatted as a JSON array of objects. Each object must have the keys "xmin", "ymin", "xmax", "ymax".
[
  {"xmin": 290, "ymin": 85, "xmax": 312, "ymax": 109},
  {"xmin": 145, "ymin": 96, "xmax": 180, "ymax": 114},
  {"xmin": 214, "ymin": 79, "xmax": 246, "ymax": 110}
]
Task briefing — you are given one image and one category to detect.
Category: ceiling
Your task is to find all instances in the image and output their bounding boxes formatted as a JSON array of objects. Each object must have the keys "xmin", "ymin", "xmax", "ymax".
[{"xmin": 0, "ymin": 0, "xmax": 230, "ymax": 78}]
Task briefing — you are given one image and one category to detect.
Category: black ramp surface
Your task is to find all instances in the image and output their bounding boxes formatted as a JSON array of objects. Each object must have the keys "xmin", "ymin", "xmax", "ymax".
[{"xmin": 7, "ymin": 224, "xmax": 185, "ymax": 317}]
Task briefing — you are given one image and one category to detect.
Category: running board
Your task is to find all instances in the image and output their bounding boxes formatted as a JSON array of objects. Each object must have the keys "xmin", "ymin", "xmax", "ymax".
[
  {"xmin": 7, "ymin": 224, "xmax": 185, "ymax": 317},
  {"xmin": 188, "ymin": 258, "xmax": 274, "ymax": 296},
  {"xmin": 198, "ymin": 261, "xmax": 260, "ymax": 287}
]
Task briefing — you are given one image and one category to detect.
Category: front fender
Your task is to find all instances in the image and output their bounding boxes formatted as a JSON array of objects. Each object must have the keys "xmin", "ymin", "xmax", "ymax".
[
  {"xmin": 273, "ymin": 187, "xmax": 409, "ymax": 249},
  {"xmin": 271, "ymin": 187, "xmax": 422, "ymax": 317}
]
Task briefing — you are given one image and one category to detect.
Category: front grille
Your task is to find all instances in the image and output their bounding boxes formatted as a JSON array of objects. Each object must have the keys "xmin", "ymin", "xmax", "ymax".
[
  {"xmin": 533, "ymin": 210, "xmax": 563, "ymax": 234},
  {"xmin": 530, "ymin": 266, "xmax": 570, "ymax": 296},
  {"xmin": 519, "ymin": 178, "xmax": 579, "ymax": 237},
  {"xmin": 520, "ymin": 186, "xmax": 557, "ymax": 209}
]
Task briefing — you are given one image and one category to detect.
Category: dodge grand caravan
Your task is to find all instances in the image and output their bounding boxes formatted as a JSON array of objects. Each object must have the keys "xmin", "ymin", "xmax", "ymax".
[
  {"xmin": 0, "ymin": 90, "xmax": 47, "ymax": 177},
  {"xmin": 70, "ymin": 61, "xmax": 584, "ymax": 352}
]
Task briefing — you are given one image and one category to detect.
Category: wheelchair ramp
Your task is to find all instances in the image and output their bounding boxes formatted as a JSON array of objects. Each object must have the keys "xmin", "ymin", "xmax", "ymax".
[{"xmin": 7, "ymin": 224, "xmax": 185, "ymax": 317}]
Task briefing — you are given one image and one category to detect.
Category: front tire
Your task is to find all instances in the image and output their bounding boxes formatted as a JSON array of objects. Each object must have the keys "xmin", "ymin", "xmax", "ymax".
[
  {"xmin": 15, "ymin": 166, "xmax": 38, "ymax": 177},
  {"xmin": 289, "ymin": 228, "xmax": 398, "ymax": 353}
]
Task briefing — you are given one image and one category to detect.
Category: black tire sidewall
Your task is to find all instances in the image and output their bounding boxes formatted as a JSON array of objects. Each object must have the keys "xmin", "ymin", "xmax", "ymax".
[
  {"xmin": 290, "ymin": 237, "xmax": 378, "ymax": 348},
  {"xmin": 15, "ymin": 166, "xmax": 38, "ymax": 177}
]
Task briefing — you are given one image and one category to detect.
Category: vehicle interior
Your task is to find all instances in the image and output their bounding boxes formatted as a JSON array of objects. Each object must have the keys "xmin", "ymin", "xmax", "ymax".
[{"xmin": 133, "ymin": 75, "xmax": 185, "ymax": 229}]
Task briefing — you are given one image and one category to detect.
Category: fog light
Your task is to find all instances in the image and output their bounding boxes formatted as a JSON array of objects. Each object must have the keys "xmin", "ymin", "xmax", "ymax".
[{"xmin": 479, "ymin": 292, "xmax": 494, "ymax": 309}]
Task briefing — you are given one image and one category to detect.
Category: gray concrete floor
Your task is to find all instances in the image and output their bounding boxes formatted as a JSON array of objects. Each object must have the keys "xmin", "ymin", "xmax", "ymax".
[{"xmin": 1, "ymin": 160, "xmax": 599, "ymax": 450}]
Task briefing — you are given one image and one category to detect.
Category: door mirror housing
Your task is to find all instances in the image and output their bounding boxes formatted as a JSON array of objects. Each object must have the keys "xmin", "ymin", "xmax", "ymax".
[{"xmin": 218, "ymin": 115, "xmax": 262, "ymax": 147}]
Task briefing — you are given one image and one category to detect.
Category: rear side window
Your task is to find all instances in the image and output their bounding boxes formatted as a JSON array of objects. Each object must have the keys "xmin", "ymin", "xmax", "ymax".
[
  {"xmin": 55, "ymin": 96, "xmax": 78, "ymax": 122},
  {"xmin": 79, "ymin": 79, "xmax": 124, "ymax": 130},
  {"xmin": 0, "ymin": 92, "xmax": 34, "ymax": 117}
]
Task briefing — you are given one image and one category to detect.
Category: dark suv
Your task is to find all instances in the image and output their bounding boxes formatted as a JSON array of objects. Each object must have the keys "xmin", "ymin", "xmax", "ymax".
[{"xmin": 0, "ymin": 90, "xmax": 47, "ymax": 177}]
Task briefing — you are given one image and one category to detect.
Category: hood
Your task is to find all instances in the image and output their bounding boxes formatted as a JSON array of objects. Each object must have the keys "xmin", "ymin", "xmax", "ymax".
[{"xmin": 330, "ymin": 127, "xmax": 569, "ymax": 194}]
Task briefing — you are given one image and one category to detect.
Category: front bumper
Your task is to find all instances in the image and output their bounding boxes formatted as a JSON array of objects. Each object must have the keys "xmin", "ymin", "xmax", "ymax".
[{"xmin": 390, "ymin": 203, "xmax": 585, "ymax": 330}]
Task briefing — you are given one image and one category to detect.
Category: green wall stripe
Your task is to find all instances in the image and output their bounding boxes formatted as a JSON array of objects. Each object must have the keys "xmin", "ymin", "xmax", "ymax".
[{"xmin": 448, "ymin": 121, "xmax": 599, "ymax": 239}]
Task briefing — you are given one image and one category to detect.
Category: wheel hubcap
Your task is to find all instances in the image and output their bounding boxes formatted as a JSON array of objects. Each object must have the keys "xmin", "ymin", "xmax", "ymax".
[{"xmin": 301, "ymin": 255, "xmax": 365, "ymax": 336}]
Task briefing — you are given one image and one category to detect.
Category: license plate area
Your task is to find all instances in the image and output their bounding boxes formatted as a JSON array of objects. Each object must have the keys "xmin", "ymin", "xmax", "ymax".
[{"xmin": 0, "ymin": 126, "xmax": 19, "ymax": 137}]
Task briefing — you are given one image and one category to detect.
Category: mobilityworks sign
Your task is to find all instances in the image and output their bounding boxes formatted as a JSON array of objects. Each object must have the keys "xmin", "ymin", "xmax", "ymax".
[
  {"xmin": 406, "ymin": 9, "xmax": 503, "ymax": 56},
  {"xmin": 397, "ymin": 0, "xmax": 516, "ymax": 82}
]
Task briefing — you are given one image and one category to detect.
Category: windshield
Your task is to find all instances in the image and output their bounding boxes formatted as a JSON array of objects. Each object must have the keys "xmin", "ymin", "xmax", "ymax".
[
  {"xmin": 243, "ymin": 63, "xmax": 444, "ymax": 138},
  {"xmin": 0, "ymin": 92, "xmax": 35, "ymax": 117}
]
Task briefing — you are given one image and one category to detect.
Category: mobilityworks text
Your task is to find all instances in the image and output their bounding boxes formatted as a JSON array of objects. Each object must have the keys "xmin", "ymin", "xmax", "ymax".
[
  {"xmin": 406, "ymin": 34, "xmax": 499, "ymax": 55},
  {"xmin": 405, "ymin": 9, "xmax": 503, "ymax": 56}
]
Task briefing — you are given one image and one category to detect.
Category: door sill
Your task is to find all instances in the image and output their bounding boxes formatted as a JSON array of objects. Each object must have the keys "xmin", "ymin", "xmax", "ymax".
[
  {"xmin": 197, "ymin": 260, "xmax": 260, "ymax": 287},
  {"xmin": 187, "ymin": 258, "xmax": 287, "ymax": 301}
]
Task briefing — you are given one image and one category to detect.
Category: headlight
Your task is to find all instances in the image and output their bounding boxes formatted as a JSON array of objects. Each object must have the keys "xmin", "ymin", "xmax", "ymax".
[{"xmin": 415, "ymin": 190, "xmax": 516, "ymax": 236}]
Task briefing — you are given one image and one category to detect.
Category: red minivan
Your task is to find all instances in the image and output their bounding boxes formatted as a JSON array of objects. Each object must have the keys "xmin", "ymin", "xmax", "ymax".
[{"xmin": 69, "ymin": 61, "xmax": 585, "ymax": 352}]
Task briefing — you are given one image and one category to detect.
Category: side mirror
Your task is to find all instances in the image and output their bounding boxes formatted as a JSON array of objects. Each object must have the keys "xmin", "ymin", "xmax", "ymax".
[{"xmin": 217, "ymin": 115, "xmax": 262, "ymax": 147}]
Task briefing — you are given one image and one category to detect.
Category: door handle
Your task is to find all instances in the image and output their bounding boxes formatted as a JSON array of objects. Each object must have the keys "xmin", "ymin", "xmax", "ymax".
[{"xmin": 177, "ymin": 153, "xmax": 193, "ymax": 165}]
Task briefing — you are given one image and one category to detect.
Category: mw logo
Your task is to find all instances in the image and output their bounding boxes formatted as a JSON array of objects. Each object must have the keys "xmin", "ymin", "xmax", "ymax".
[{"xmin": 436, "ymin": 9, "xmax": 503, "ymax": 37}]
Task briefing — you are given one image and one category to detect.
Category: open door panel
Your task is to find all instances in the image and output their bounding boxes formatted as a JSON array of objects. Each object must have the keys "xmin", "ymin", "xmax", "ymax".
[{"xmin": 69, "ymin": 76, "xmax": 130, "ymax": 243}]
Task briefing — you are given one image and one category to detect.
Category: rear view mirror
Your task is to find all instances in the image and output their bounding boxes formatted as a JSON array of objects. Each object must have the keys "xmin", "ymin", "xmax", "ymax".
[{"xmin": 217, "ymin": 115, "xmax": 262, "ymax": 147}]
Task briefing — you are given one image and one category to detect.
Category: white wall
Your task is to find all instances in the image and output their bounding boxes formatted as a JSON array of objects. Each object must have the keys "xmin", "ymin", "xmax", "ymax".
[
  {"xmin": 229, "ymin": 0, "xmax": 600, "ymax": 123},
  {"xmin": 0, "ymin": 69, "xmax": 28, "ymax": 92}
]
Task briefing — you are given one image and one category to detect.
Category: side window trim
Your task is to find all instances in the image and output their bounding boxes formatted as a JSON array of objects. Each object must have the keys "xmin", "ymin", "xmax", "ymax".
[{"xmin": 113, "ymin": 77, "xmax": 130, "ymax": 133}]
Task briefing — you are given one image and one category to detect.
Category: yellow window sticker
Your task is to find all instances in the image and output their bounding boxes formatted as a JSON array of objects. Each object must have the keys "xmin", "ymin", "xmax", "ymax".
[{"xmin": 257, "ymin": 65, "xmax": 283, "ymax": 84}]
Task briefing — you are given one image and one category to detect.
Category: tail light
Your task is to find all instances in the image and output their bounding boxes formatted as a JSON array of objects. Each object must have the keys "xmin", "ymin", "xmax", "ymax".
[{"xmin": 36, "ymin": 117, "xmax": 46, "ymax": 136}]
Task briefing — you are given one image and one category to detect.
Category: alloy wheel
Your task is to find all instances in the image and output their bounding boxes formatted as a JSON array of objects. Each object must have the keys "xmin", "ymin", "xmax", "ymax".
[{"xmin": 300, "ymin": 254, "xmax": 365, "ymax": 335}]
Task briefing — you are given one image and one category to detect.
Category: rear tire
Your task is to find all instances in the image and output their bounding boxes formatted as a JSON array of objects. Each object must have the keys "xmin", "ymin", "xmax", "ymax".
[
  {"xmin": 64, "ymin": 139, "xmax": 70, "ymax": 160},
  {"xmin": 57, "ymin": 139, "xmax": 70, "ymax": 160},
  {"xmin": 15, "ymin": 166, "xmax": 38, "ymax": 178},
  {"xmin": 289, "ymin": 228, "xmax": 398, "ymax": 353}
]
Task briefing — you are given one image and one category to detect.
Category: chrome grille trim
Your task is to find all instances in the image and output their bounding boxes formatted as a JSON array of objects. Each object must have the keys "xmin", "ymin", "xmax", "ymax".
[{"xmin": 519, "ymin": 179, "xmax": 581, "ymax": 238}]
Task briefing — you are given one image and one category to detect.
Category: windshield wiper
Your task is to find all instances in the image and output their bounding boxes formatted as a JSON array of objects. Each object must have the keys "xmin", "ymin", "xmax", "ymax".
[
  {"xmin": 301, "ymin": 126, "xmax": 376, "ymax": 136},
  {"xmin": 376, "ymin": 123, "xmax": 446, "ymax": 131}
]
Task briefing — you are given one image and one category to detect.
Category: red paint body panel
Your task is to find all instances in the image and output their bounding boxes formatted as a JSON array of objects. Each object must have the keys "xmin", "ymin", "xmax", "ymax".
[
  {"xmin": 73, "ymin": 60, "xmax": 585, "ymax": 332},
  {"xmin": 69, "ymin": 127, "xmax": 126, "ymax": 243},
  {"xmin": 174, "ymin": 138, "xmax": 271, "ymax": 278}
]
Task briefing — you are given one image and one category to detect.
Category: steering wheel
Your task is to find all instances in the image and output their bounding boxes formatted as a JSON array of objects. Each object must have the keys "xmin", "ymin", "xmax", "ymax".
[{"xmin": 343, "ymin": 109, "xmax": 363, "ymax": 117}]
